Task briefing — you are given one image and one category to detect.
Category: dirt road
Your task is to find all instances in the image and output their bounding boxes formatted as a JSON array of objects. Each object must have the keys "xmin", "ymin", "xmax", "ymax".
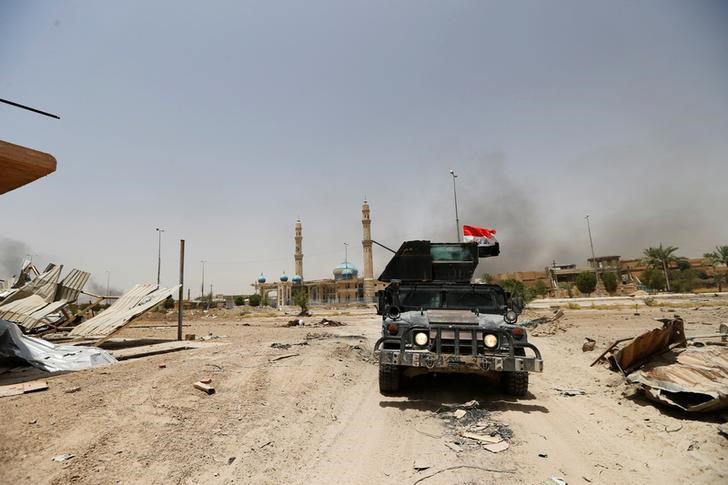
[{"xmin": 1, "ymin": 306, "xmax": 726, "ymax": 484}]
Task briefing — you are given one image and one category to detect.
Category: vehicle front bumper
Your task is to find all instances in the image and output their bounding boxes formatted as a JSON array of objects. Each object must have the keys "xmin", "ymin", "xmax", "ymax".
[{"xmin": 373, "ymin": 327, "xmax": 543, "ymax": 373}]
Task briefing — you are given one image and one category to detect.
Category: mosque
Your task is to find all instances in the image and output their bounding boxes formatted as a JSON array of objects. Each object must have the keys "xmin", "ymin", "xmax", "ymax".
[{"xmin": 253, "ymin": 201, "xmax": 387, "ymax": 306}]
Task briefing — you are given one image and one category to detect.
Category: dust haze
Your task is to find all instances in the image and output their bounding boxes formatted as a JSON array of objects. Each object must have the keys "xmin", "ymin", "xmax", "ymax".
[
  {"xmin": 424, "ymin": 146, "xmax": 726, "ymax": 276},
  {"xmin": 0, "ymin": 238, "xmax": 31, "ymax": 280}
]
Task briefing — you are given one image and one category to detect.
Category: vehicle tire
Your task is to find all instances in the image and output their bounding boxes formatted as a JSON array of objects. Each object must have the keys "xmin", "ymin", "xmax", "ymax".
[
  {"xmin": 502, "ymin": 371, "xmax": 529, "ymax": 397},
  {"xmin": 379, "ymin": 364, "xmax": 400, "ymax": 394},
  {"xmin": 502, "ymin": 348, "xmax": 528, "ymax": 397}
]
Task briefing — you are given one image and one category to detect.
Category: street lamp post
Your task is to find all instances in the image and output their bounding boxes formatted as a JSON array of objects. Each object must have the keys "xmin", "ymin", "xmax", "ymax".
[
  {"xmin": 585, "ymin": 215, "xmax": 598, "ymax": 278},
  {"xmin": 449, "ymin": 170, "xmax": 461, "ymax": 242},
  {"xmin": 155, "ymin": 227, "xmax": 165, "ymax": 286},
  {"xmin": 105, "ymin": 270, "xmax": 110, "ymax": 304},
  {"xmin": 200, "ymin": 260, "xmax": 206, "ymax": 299}
]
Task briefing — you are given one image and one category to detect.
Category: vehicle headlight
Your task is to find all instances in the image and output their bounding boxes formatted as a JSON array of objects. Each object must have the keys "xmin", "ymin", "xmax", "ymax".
[
  {"xmin": 414, "ymin": 331, "xmax": 429, "ymax": 347},
  {"xmin": 483, "ymin": 333, "xmax": 498, "ymax": 348}
]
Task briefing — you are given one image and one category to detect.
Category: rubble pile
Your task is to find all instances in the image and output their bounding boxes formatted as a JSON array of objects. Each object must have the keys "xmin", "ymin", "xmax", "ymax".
[
  {"xmin": 436, "ymin": 400, "xmax": 514, "ymax": 453},
  {"xmin": 593, "ymin": 315, "xmax": 728, "ymax": 413}
]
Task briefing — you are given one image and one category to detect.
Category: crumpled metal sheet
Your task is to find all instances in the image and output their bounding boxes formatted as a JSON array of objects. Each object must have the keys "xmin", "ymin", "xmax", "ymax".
[
  {"xmin": 0, "ymin": 319, "xmax": 116, "ymax": 372},
  {"xmin": 627, "ymin": 345, "xmax": 728, "ymax": 412},
  {"xmin": 0, "ymin": 265, "xmax": 90, "ymax": 330},
  {"xmin": 69, "ymin": 284, "xmax": 180, "ymax": 338},
  {"xmin": 613, "ymin": 317, "xmax": 686, "ymax": 371}
]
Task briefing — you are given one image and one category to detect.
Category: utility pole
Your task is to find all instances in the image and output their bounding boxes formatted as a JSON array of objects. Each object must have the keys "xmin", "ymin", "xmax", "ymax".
[
  {"xmin": 585, "ymin": 215, "xmax": 598, "ymax": 277},
  {"xmin": 178, "ymin": 239, "xmax": 185, "ymax": 341},
  {"xmin": 200, "ymin": 260, "xmax": 206, "ymax": 298},
  {"xmin": 344, "ymin": 242, "xmax": 349, "ymax": 265},
  {"xmin": 449, "ymin": 170, "xmax": 461, "ymax": 242},
  {"xmin": 155, "ymin": 227, "xmax": 165, "ymax": 286},
  {"xmin": 105, "ymin": 270, "xmax": 110, "ymax": 305}
]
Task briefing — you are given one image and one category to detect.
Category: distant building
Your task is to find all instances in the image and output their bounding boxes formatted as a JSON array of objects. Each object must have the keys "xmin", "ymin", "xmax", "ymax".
[{"xmin": 253, "ymin": 201, "xmax": 386, "ymax": 306}]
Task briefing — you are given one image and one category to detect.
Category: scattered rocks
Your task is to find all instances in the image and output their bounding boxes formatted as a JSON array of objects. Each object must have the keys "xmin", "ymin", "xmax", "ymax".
[
  {"xmin": 64, "ymin": 386, "xmax": 81, "ymax": 394},
  {"xmin": 582, "ymin": 338, "xmax": 596, "ymax": 352}
]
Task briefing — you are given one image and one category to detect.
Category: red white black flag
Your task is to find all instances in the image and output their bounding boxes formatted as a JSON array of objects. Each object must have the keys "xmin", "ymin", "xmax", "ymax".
[{"xmin": 463, "ymin": 225, "xmax": 497, "ymax": 246}]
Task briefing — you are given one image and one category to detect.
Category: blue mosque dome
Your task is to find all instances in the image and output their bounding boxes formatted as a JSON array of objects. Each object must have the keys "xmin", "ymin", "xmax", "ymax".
[
  {"xmin": 279, "ymin": 273, "xmax": 289, "ymax": 282},
  {"xmin": 257, "ymin": 274, "xmax": 266, "ymax": 284},
  {"xmin": 333, "ymin": 262, "xmax": 358, "ymax": 280},
  {"xmin": 292, "ymin": 274, "xmax": 302, "ymax": 284}
]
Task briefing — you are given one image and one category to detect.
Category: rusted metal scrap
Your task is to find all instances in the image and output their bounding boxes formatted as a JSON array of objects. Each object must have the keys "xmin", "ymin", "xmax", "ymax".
[
  {"xmin": 611, "ymin": 317, "xmax": 687, "ymax": 372},
  {"xmin": 627, "ymin": 345, "xmax": 728, "ymax": 412}
]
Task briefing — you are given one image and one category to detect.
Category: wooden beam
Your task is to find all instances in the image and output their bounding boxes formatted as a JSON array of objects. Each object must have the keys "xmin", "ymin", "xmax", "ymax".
[{"xmin": 0, "ymin": 139, "xmax": 57, "ymax": 195}]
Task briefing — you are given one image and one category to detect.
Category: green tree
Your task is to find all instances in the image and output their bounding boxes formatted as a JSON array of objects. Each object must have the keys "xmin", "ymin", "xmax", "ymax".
[
  {"xmin": 600, "ymin": 272, "xmax": 619, "ymax": 294},
  {"xmin": 641, "ymin": 268, "xmax": 666, "ymax": 291},
  {"xmin": 293, "ymin": 288, "xmax": 309, "ymax": 315},
  {"xmin": 670, "ymin": 268, "xmax": 697, "ymax": 293},
  {"xmin": 479, "ymin": 272, "xmax": 494, "ymax": 283},
  {"xmin": 531, "ymin": 280, "xmax": 548, "ymax": 297},
  {"xmin": 575, "ymin": 271, "xmax": 597, "ymax": 295},
  {"xmin": 499, "ymin": 279, "xmax": 535, "ymax": 303},
  {"xmin": 704, "ymin": 245, "xmax": 728, "ymax": 268},
  {"xmin": 642, "ymin": 244, "xmax": 683, "ymax": 292},
  {"xmin": 163, "ymin": 296, "xmax": 175, "ymax": 309},
  {"xmin": 234, "ymin": 295, "xmax": 245, "ymax": 306},
  {"xmin": 248, "ymin": 294, "xmax": 261, "ymax": 307}
]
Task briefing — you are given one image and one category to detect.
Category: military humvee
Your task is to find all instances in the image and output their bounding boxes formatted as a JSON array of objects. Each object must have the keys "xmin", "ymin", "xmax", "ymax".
[{"xmin": 373, "ymin": 240, "xmax": 543, "ymax": 395}]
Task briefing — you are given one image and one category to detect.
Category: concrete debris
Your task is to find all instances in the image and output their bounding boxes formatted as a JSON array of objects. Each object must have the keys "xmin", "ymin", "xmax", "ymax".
[
  {"xmin": 0, "ymin": 319, "xmax": 116, "ymax": 372},
  {"xmin": 286, "ymin": 319, "xmax": 304, "ymax": 327},
  {"xmin": 554, "ymin": 387, "xmax": 586, "ymax": 396},
  {"xmin": 453, "ymin": 409, "xmax": 467, "ymax": 419},
  {"xmin": 199, "ymin": 377, "xmax": 212, "ymax": 384},
  {"xmin": 482, "ymin": 440, "xmax": 510, "ymax": 453},
  {"xmin": 444, "ymin": 442, "xmax": 463, "ymax": 452},
  {"xmin": 51, "ymin": 453, "xmax": 75, "ymax": 462},
  {"xmin": 194, "ymin": 381, "xmax": 215, "ymax": 395},
  {"xmin": 581, "ymin": 338, "xmax": 596, "ymax": 352},
  {"xmin": 0, "ymin": 379, "xmax": 48, "ymax": 398},
  {"xmin": 413, "ymin": 460, "xmax": 431, "ymax": 471},
  {"xmin": 63, "ymin": 386, "xmax": 81, "ymax": 394},
  {"xmin": 270, "ymin": 342, "xmax": 291, "ymax": 350}
]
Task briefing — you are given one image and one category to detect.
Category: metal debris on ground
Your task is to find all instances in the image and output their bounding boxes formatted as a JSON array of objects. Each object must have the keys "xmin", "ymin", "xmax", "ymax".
[
  {"xmin": 69, "ymin": 283, "xmax": 181, "ymax": 339},
  {"xmin": 627, "ymin": 345, "xmax": 728, "ymax": 412},
  {"xmin": 611, "ymin": 317, "xmax": 686, "ymax": 372},
  {"xmin": 270, "ymin": 342, "xmax": 291, "ymax": 349},
  {"xmin": 437, "ymin": 400, "xmax": 513, "ymax": 452},
  {"xmin": 0, "ymin": 262, "xmax": 90, "ymax": 332},
  {"xmin": 0, "ymin": 319, "xmax": 116, "ymax": 372},
  {"xmin": 269, "ymin": 353, "xmax": 299, "ymax": 362}
]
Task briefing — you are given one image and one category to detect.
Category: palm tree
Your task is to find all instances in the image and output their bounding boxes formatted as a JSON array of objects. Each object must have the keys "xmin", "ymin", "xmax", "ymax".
[
  {"xmin": 642, "ymin": 244, "xmax": 681, "ymax": 292},
  {"xmin": 704, "ymin": 245, "xmax": 728, "ymax": 267},
  {"xmin": 704, "ymin": 245, "xmax": 728, "ymax": 291}
]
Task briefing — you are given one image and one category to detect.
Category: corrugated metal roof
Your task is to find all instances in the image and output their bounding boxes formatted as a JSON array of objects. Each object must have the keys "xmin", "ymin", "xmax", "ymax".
[
  {"xmin": 69, "ymin": 284, "xmax": 180, "ymax": 338},
  {"xmin": 628, "ymin": 345, "xmax": 728, "ymax": 412}
]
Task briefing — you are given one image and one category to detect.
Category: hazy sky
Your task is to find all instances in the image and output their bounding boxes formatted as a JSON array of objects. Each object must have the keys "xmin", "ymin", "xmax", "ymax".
[{"xmin": 2, "ymin": 0, "xmax": 727, "ymax": 295}]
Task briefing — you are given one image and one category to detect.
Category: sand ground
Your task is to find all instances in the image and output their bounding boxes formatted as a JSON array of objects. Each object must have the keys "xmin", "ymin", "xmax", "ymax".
[{"xmin": 1, "ymin": 304, "xmax": 726, "ymax": 484}]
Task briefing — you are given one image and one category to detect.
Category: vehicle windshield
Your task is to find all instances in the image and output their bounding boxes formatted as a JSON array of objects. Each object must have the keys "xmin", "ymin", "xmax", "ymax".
[{"xmin": 397, "ymin": 288, "xmax": 503, "ymax": 311}]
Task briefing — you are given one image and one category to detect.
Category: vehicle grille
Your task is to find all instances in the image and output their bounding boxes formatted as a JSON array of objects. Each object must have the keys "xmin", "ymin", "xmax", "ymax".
[{"xmin": 429, "ymin": 327, "xmax": 488, "ymax": 355}]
